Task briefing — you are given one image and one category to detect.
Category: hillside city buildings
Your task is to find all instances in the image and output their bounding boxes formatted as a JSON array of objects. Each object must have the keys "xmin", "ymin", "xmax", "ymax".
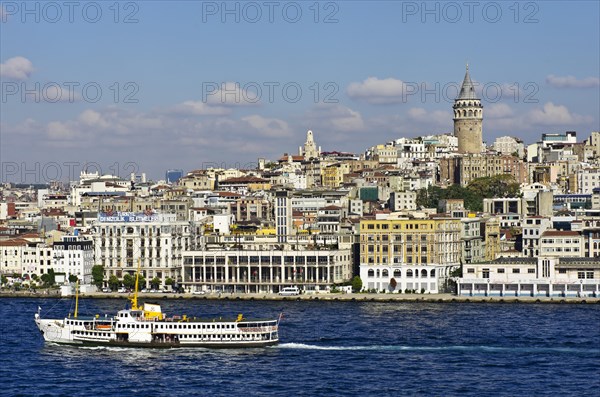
[{"xmin": 2, "ymin": 67, "xmax": 600, "ymax": 297}]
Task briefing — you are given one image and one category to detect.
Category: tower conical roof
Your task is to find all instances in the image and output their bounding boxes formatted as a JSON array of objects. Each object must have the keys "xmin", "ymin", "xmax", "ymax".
[{"xmin": 457, "ymin": 64, "xmax": 478, "ymax": 100}]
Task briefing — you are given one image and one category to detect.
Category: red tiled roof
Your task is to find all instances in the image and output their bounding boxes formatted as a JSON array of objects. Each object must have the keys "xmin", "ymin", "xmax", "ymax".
[
  {"xmin": 216, "ymin": 191, "xmax": 242, "ymax": 197},
  {"xmin": 541, "ymin": 230, "xmax": 581, "ymax": 237},
  {"xmin": 219, "ymin": 176, "xmax": 269, "ymax": 184},
  {"xmin": 278, "ymin": 155, "xmax": 304, "ymax": 162},
  {"xmin": 0, "ymin": 238, "xmax": 28, "ymax": 246}
]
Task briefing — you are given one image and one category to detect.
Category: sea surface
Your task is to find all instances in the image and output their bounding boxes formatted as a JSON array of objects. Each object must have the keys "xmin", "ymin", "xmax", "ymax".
[{"xmin": 1, "ymin": 298, "xmax": 599, "ymax": 397}]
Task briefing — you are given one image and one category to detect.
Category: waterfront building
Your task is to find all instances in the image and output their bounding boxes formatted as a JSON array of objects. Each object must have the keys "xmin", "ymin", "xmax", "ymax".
[
  {"xmin": 0, "ymin": 238, "xmax": 28, "ymax": 275},
  {"xmin": 92, "ymin": 211, "xmax": 191, "ymax": 287},
  {"xmin": 181, "ymin": 246, "xmax": 352, "ymax": 294},
  {"xmin": 458, "ymin": 256, "xmax": 600, "ymax": 297},
  {"xmin": 359, "ymin": 217, "xmax": 462, "ymax": 293},
  {"xmin": 52, "ymin": 234, "xmax": 94, "ymax": 284}
]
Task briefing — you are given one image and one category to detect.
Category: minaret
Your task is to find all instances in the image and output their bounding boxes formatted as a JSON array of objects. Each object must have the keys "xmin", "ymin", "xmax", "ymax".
[{"xmin": 453, "ymin": 65, "xmax": 483, "ymax": 154}]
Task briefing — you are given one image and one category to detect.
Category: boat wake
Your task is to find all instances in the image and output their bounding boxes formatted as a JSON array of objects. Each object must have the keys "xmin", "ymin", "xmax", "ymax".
[{"xmin": 277, "ymin": 343, "xmax": 600, "ymax": 354}]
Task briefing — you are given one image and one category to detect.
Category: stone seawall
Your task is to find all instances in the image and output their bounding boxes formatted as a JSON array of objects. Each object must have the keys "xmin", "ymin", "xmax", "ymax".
[{"xmin": 1, "ymin": 291, "xmax": 599, "ymax": 304}]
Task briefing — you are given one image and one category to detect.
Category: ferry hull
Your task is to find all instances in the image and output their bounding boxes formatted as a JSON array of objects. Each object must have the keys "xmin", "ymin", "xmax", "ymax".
[
  {"xmin": 35, "ymin": 316, "xmax": 279, "ymax": 349},
  {"xmin": 42, "ymin": 339, "xmax": 279, "ymax": 349}
]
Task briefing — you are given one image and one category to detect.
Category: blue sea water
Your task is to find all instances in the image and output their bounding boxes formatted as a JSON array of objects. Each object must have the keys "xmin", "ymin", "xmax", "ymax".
[{"xmin": 1, "ymin": 298, "xmax": 599, "ymax": 397}]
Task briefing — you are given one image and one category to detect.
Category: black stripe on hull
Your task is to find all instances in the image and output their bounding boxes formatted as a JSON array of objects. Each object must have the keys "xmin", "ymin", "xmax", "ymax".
[{"xmin": 48, "ymin": 339, "xmax": 279, "ymax": 349}]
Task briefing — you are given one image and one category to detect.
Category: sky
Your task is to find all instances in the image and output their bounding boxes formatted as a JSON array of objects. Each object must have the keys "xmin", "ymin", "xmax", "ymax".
[{"xmin": 1, "ymin": 0, "xmax": 599, "ymax": 183}]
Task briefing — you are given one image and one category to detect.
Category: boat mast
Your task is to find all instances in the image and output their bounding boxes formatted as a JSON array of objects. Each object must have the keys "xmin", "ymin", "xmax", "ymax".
[
  {"xmin": 131, "ymin": 259, "xmax": 141, "ymax": 310},
  {"xmin": 74, "ymin": 279, "xmax": 79, "ymax": 318}
]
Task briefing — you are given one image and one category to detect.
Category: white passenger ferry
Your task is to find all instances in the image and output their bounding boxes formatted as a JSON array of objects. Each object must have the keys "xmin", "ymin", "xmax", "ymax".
[{"xmin": 35, "ymin": 279, "xmax": 280, "ymax": 348}]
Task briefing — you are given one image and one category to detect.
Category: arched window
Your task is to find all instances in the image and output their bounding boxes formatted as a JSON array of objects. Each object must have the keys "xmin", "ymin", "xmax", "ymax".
[
  {"xmin": 394, "ymin": 269, "xmax": 401, "ymax": 277},
  {"xmin": 421, "ymin": 269, "xmax": 428, "ymax": 278},
  {"xmin": 382, "ymin": 269, "xmax": 389, "ymax": 277},
  {"xmin": 430, "ymin": 269, "xmax": 435, "ymax": 277},
  {"xmin": 468, "ymin": 110, "xmax": 473, "ymax": 117},
  {"xmin": 376, "ymin": 269, "xmax": 380, "ymax": 278},
  {"xmin": 367, "ymin": 269, "xmax": 374, "ymax": 278},
  {"xmin": 407, "ymin": 269, "xmax": 413, "ymax": 278}
]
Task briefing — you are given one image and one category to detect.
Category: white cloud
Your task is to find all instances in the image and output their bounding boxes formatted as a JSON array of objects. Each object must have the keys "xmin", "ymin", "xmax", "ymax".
[
  {"xmin": 0, "ymin": 56, "xmax": 34, "ymax": 80},
  {"xmin": 486, "ymin": 103, "xmax": 514, "ymax": 118},
  {"xmin": 406, "ymin": 107, "xmax": 448, "ymax": 126},
  {"xmin": 47, "ymin": 121, "xmax": 81, "ymax": 141},
  {"xmin": 241, "ymin": 115, "xmax": 292, "ymax": 138},
  {"xmin": 528, "ymin": 102, "xmax": 593, "ymax": 126},
  {"xmin": 43, "ymin": 84, "xmax": 80, "ymax": 102},
  {"xmin": 347, "ymin": 77, "xmax": 411, "ymax": 104},
  {"xmin": 170, "ymin": 100, "xmax": 231, "ymax": 116},
  {"xmin": 203, "ymin": 82, "xmax": 262, "ymax": 107},
  {"xmin": 305, "ymin": 104, "xmax": 365, "ymax": 132},
  {"xmin": 78, "ymin": 109, "xmax": 110, "ymax": 129},
  {"xmin": 546, "ymin": 75, "xmax": 600, "ymax": 89}
]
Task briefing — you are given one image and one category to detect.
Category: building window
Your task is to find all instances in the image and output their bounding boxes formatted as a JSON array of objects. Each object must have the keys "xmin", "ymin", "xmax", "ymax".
[
  {"xmin": 528, "ymin": 268, "xmax": 536, "ymax": 274},
  {"xmin": 512, "ymin": 268, "xmax": 520, "ymax": 273},
  {"xmin": 482, "ymin": 269, "xmax": 489, "ymax": 278},
  {"xmin": 497, "ymin": 268, "xmax": 505, "ymax": 273},
  {"xmin": 577, "ymin": 271, "xmax": 585, "ymax": 279},
  {"xmin": 467, "ymin": 268, "xmax": 474, "ymax": 273}
]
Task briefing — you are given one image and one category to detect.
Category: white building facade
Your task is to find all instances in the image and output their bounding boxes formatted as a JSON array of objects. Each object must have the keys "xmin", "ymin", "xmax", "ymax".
[{"xmin": 458, "ymin": 257, "xmax": 600, "ymax": 297}]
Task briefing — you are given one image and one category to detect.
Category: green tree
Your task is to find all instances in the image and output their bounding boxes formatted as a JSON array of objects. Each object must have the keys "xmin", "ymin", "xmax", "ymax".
[
  {"xmin": 91, "ymin": 265, "xmax": 105, "ymax": 288},
  {"xmin": 1, "ymin": 275, "xmax": 7, "ymax": 286},
  {"xmin": 351, "ymin": 276, "xmax": 363, "ymax": 293},
  {"xmin": 68, "ymin": 274, "xmax": 78, "ymax": 283},
  {"xmin": 136, "ymin": 274, "xmax": 146, "ymax": 291},
  {"xmin": 150, "ymin": 277, "xmax": 161, "ymax": 289},
  {"xmin": 40, "ymin": 269, "xmax": 56, "ymax": 287},
  {"xmin": 165, "ymin": 277, "xmax": 174, "ymax": 286},
  {"xmin": 122, "ymin": 273, "xmax": 134, "ymax": 289},
  {"xmin": 108, "ymin": 275, "xmax": 120, "ymax": 291}
]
